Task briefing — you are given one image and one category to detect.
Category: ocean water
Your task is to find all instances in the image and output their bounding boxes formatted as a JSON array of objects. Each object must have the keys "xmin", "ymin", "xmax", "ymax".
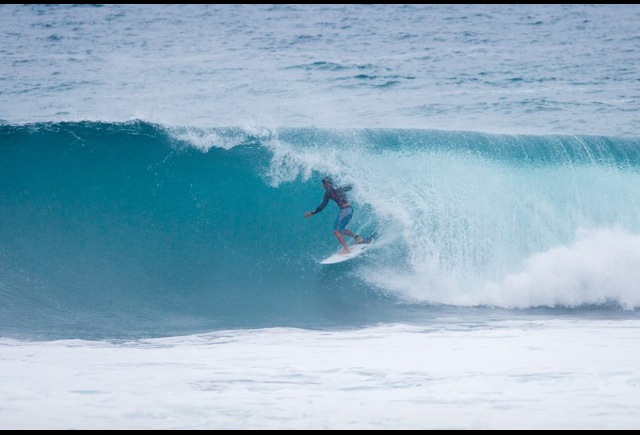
[{"xmin": 1, "ymin": 4, "xmax": 640, "ymax": 429}]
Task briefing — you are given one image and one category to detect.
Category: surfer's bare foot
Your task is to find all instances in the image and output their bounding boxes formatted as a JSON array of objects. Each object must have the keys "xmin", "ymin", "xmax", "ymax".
[
  {"xmin": 355, "ymin": 235, "xmax": 364, "ymax": 244},
  {"xmin": 339, "ymin": 249, "xmax": 350, "ymax": 255}
]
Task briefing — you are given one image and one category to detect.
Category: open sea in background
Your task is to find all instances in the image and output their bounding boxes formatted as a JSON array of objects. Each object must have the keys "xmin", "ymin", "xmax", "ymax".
[{"xmin": 1, "ymin": 4, "xmax": 640, "ymax": 429}]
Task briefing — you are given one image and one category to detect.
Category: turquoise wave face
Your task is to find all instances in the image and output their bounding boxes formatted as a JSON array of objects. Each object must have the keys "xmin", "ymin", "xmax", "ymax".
[{"xmin": 1, "ymin": 121, "xmax": 640, "ymax": 339}]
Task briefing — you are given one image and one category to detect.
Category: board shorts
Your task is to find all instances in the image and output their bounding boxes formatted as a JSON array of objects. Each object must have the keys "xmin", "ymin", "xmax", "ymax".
[{"xmin": 333, "ymin": 206, "xmax": 353, "ymax": 232}]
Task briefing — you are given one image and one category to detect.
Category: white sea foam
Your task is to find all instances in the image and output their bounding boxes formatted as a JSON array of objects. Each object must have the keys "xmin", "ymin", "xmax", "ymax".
[{"xmin": 1, "ymin": 320, "xmax": 638, "ymax": 430}]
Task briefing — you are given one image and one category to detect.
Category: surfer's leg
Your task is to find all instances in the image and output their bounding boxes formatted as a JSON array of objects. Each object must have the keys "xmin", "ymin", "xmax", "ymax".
[
  {"xmin": 343, "ymin": 229, "xmax": 363, "ymax": 243},
  {"xmin": 338, "ymin": 207, "xmax": 362, "ymax": 243},
  {"xmin": 334, "ymin": 208, "xmax": 353, "ymax": 254},
  {"xmin": 334, "ymin": 230, "xmax": 350, "ymax": 254}
]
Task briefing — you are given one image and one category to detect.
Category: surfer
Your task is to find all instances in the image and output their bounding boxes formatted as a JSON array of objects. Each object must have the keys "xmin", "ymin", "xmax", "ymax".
[{"xmin": 304, "ymin": 176, "xmax": 364, "ymax": 254}]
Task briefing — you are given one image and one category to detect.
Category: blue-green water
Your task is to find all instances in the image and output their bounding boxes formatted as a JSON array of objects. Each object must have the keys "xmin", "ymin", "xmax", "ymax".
[{"xmin": 2, "ymin": 121, "xmax": 639, "ymax": 339}]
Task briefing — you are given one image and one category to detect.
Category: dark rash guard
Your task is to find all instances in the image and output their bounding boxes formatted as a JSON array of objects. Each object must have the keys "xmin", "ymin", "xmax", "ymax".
[{"xmin": 311, "ymin": 185, "xmax": 352, "ymax": 215}]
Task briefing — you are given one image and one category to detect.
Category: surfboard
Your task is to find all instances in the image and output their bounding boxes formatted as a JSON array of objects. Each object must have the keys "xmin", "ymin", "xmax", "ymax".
[{"xmin": 320, "ymin": 238, "xmax": 374, "ymax": 265}]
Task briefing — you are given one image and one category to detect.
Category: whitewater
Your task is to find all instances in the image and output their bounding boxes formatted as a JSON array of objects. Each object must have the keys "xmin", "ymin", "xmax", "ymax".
[{"xmin": 1, "ymin": 4, "xmax": 640, "ymax": 429}]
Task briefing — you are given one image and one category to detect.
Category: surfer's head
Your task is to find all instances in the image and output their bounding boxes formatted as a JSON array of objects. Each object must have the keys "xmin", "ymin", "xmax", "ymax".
[{"xmin": 321, "ymin": 176, "xmax": 333, "ymax": 188}]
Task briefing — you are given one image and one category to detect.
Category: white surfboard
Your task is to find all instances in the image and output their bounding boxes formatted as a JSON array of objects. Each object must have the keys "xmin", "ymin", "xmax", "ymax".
[{"xmin": 320, "ymin": 238, "xmax": 374, "ymax": 265}]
